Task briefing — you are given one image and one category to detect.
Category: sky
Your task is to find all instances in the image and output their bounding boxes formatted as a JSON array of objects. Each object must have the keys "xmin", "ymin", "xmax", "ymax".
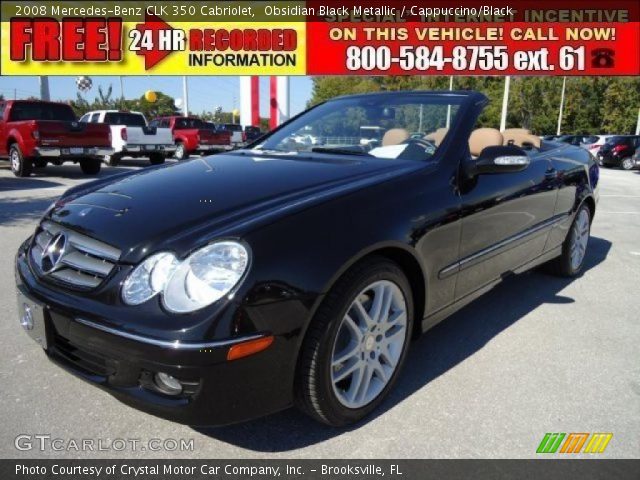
[{"xmin": 0, "ymin": 76, "xmax": 313, "ymax": 117}]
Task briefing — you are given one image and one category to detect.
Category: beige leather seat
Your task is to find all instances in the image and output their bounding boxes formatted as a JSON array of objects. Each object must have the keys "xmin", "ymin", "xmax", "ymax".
[
  {"xmin": 424, "ymin": 127, "xmax": 448, "ymax": 146},
  {"xmin": 503, "ymin": 128, "xmax": 531, "ymax": 135},
  {"xmin": 503, "ymin": 131, "xmax": 541, "ymax": 148},
  {"xmin": 469, "ymin": 128, "xmax": 504, "ymax": 157},
  {"xmin": 382, "ymin": 128, "xmax": 410, "ymax": 146}
]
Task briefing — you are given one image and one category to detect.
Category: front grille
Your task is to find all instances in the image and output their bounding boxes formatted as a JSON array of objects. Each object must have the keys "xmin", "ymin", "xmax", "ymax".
[
  {"xmin": 30, "ymin": 221, "xmax": 121, "ymax": 289},
  {"xmin": 51, "ymin": 329, "xmax": 116, "ymax": 377}
]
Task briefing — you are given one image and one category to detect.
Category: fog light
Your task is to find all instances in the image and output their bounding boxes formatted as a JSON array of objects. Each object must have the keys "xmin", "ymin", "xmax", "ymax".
[{"xmin": 154, "ymin": 372, "xmax": 183, "ymax": 396}]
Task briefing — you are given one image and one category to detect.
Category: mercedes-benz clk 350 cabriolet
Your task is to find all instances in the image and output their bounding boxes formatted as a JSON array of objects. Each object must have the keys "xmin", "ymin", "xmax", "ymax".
[{"xmin": 15, "ymin": 91, "xmax": 599, "ymax": 426}]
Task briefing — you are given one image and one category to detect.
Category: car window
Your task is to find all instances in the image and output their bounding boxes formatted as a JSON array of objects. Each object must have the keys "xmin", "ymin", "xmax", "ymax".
[
  {"xmin": 148, "ymin": 119, "xmax": 159, "ymax": 128},
  {"xmin": 9, "ymin": 102, "xmax": 76, "ymax": 122},
  {"xmin": 174, "ymin": 118, "xmax": 204, "ymax": 129},
  {"xmin": 104, "ymin": 112, "xmax": 146, "ymax": 126},
  {"xmin": 89, "ymin": 113, "xmax": 100, "ymax": 123},
  {"xmin": 257, "ymin": 95, "xmax": 462, "ymax": 162}
]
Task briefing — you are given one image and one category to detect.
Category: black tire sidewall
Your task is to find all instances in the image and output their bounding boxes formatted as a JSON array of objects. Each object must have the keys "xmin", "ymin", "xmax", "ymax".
[
  {"xmin": 80, "ymin": 159, "xmax": 101, "ymax": 175},
  {"xmin": 300, "ymin": 259, "xmax": 414, "ymax": 426},
  {"xmin": 149, "ymin": 153, "xmax": 165, "ymax": 165}
]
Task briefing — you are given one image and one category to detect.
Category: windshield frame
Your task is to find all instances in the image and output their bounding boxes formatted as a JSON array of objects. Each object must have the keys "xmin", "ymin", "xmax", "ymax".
[{"xmin": 247, "ymin": 92, "xmax": 470, "ymax": 163}]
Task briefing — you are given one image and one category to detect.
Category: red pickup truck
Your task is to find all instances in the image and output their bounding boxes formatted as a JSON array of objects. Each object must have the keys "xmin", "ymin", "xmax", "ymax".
[
  {"xmin": 149, "ymin": 116, "xmax": 232, "ymax": 160},
  {"xmin": 0, "ymin": 100, "xmax": 113, "ymax": 177}
]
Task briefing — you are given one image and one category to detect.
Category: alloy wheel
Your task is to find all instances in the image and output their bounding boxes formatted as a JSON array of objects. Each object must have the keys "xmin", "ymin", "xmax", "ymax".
[
  {"xmin": 330, "ymin": 280, "xmax": 407, "ymax": 409},
  {"xmin": 621, "ymin": 158, "xmax": 633, "ymax": 170},
  {"xmin": 10, "ymin": 149, "xmax": 20, "ymax": 172},
  {"xmin": 570, "ymin": 209, "xmax": 590, "ymax": 270}
]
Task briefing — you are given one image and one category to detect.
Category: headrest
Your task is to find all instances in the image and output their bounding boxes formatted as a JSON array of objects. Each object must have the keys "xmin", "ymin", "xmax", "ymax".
[
  {"xmin": 469, "ymin": 128, "xmax": 504, "ymax": 157},
  {"xmin": 503, "ymin": 132, "xmax": 541, "ymax": 149},
  {"xmin": 382, "ymin": 128, "xmax": 410, "ymax": 146},
  {"xmin": 424, "ymin": 127, "xmax": 448, "ymax": 146}
]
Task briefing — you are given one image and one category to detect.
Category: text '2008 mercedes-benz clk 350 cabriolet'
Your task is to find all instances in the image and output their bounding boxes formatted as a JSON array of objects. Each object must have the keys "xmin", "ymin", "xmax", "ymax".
[{"xmin": 15, "ymin": 91, "xmax": 599, "ymax": 427}]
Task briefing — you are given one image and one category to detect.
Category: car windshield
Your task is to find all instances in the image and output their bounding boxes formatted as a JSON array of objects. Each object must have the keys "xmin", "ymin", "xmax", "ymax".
[
  {"xmin": 254, "ymin": 94, "xmax": 462, "ymax": 161},
  {"xmin": 9, "ymin": 102, "xmax": 76, "ymax": 122},
  {"xmin": 103, "ymin": 112, "xmax": 146, "ymax": 126}
]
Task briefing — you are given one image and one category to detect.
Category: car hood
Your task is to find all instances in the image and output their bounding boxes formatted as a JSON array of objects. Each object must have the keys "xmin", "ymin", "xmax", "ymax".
[{"xmin": 47, "ymin": 153, "xmax": 419, "ymax": 263}]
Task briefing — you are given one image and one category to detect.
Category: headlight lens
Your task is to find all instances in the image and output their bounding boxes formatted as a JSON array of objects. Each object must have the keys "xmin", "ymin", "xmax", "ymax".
[
  {"xmin": 122, "ymin": 252, "xmax": 178, "ymax": 306},
  {"xmin": 163, "ymin": 242, "xmax": 249, "ymax": 313},
  {"xmin": 121, "ymin": 242, "xmax": 249, "ymax": 313}
]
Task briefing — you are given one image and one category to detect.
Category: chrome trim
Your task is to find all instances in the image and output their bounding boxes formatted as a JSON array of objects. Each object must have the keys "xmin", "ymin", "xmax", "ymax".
[
  {"xmin": 75, "ymin": 317, "xmax": 265, "ymax": 350},
  {"xmin": 35, "ymin": 147, "xmax": 114, "ymax": 157},
  {"xmin": 439, "ymin": 214, "xmax": 568, "ymax": 279}
]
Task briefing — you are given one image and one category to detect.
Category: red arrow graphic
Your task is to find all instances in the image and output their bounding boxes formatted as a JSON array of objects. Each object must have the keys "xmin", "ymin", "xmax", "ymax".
[{"xmin": 133, "ymin": 13, "xmax": 175, "ymax": 70}]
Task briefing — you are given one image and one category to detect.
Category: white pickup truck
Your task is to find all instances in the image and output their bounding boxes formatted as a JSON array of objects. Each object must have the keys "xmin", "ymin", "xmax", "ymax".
[{"xmin": 80, "ymin": 110, "xmax": 176, "ymax": 166}]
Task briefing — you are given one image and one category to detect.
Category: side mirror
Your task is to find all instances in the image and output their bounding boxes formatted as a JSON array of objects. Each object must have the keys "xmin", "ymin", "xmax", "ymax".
[{"xmin": 466, "ymin": 145, "xmax": 530, "ymax": 176}]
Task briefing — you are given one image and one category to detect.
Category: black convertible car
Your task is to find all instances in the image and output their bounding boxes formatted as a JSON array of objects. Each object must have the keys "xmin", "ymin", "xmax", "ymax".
[{"xmin": 15, "ymin": 91, "xmax": 599, "ymax": 427}]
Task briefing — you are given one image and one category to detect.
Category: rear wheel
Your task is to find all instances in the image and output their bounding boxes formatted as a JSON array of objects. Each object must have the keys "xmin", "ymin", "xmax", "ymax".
[
  {"xmin": 548, "ymin": 204, "xmax": 591, "ymax": 277},
  {"xmin": 174, "ymin": 142, "xmax": 187, "ymax": 160},
  {"xmin": 149, "ymin": 153, "xmax": 166, "ymax": 165},
  {"xmin": 9, "ymin": 144, "xmax": 32, "ymax": 177},
  {"xmin": 80, "ymin": 158, "xmax": 102, "ymax": 175},
  {"xmin": 295, "ymin": 257, "xmax": 413, "ymax": 426},
  {"xmin": 105, "ymin": 153, "xmax": 121, "ymax": 167},
  {"xmin": 621, "ymin": 157, "xmax": 634, "ymax": 170}
]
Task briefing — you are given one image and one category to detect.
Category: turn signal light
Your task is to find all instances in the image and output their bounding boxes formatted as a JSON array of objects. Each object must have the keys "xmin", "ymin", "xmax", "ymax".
[{"xmin": 227, "ymin": 335, "xmax": 274, "ymax": 361}]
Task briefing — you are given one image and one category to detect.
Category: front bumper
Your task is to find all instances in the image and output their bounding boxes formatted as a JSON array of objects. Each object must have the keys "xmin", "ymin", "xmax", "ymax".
[
  {"xmin": 34, "ymin": 146, "xmax": 114, "ymax": 158},
  {"xmin": 14, "ymin": 244, "xmax": 294, "ymax": 426}
]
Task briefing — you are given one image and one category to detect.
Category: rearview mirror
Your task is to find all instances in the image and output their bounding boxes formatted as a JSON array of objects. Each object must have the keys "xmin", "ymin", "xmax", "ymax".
[{"xmin": 467, "ymin": 145, "xmax": 530, "ymax": 176}]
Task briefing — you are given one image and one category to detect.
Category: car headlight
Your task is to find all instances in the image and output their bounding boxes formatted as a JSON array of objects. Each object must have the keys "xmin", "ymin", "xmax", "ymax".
[
  {"xmin": 122, "ymin": 252, "xmax": 178, "ymax": 305},
  {"xmin": 122, "ymin": 242, "xmax": 250, "ymax": 313}
]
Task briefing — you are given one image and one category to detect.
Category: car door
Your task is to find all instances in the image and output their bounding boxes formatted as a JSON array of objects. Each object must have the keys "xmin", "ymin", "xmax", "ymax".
[{"xmin": 454, "ymin": 151, "xmax": 558, "ymax": 299}]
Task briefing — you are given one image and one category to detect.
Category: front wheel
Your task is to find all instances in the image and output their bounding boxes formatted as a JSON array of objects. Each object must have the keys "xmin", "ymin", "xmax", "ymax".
[
  {"xmin": 9, "ymin": 144, "xmax": 32, "ymax": 177},
  {"xmin": 80, "ymin": 158, "xmax": 102, "ymax": 175},
  {"xmin": 548, "ymin": 204, "xmax": 591, "ymax": 277},
  {"xmin": 295, "ymin": 257, "xmax": 413, "ymax": 426},
  {"xmin": 621, "ymin": 157, "xmax": 634, "ymax": 170}
]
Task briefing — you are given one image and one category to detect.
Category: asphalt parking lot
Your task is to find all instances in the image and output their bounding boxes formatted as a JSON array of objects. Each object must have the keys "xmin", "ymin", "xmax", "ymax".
[{"xmin": 0, "ymin": 159, "xmax": 638, "ymax": 459}]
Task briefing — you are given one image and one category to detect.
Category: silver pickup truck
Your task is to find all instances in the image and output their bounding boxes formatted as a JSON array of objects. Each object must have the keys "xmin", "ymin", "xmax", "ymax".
[{"xmin": 80, "ymin": 110, "xmax": 176, "ymax": 166}]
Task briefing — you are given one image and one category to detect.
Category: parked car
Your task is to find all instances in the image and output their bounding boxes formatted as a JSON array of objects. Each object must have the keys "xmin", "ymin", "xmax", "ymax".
[
  {"xmin": 630, "ymin": 146, "xmax": 640, "ymax": 170},
  {"xmin": 244, "ymin": 125, "xmax": 264, "ymax": 143},
  {"xmin": 80, "ymin": 110, "xmax": 175, "ymax": 166},
  {"xmin": 580, "ymin": 135, "xmax": 613, "ymax": 155},
  {"xmin": 217, "ymin": 123, "xmax": 245, "ymax": 146},
  {"xmin": 0, "ymin": 100, "xmax": 112, "ymax": 177},
  {"xmin": 597, "ymin": 135, "xmax": 640, "ymax": 169},
  {"xmin": 149, "ymin": 116, "xmax": 232, "ymax": 160},
  {"xmin": 15, "ymin": 91, "xmax": 598, "ymax": 427}
]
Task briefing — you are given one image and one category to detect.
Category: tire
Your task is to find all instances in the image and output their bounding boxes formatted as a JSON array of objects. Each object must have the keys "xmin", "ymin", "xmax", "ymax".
[
  {"xmin": 149, "ymin": 152, "xmax": 166, "ymax": 165},
  {"xmin": 174, "ymin": 142, "xmax": 187, "ymax": 160},
  {"xmin": 9, "ymin": 144, "xmax": 32, "ymax": 177},
  {"xmin": 547, "ymin": 204, "xmax": 591, "ymax": 277},
  {"xmin": 80, "ymin": 158, "xmax": 102, "ymax": 175},
  {"xmin": 295, "ymin": 257, "xmax": 414, "ymax": 426},
  {"xmin": 105, "ymin": 153, "xmax": 121, "ymax": 167},
  {"xmin": 33, "ymin": 159, "xmax": 48, "ymax": 168},
  {"xmin": 621, "ymin": 157, "xmax": 634, "ymax": 170}
]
